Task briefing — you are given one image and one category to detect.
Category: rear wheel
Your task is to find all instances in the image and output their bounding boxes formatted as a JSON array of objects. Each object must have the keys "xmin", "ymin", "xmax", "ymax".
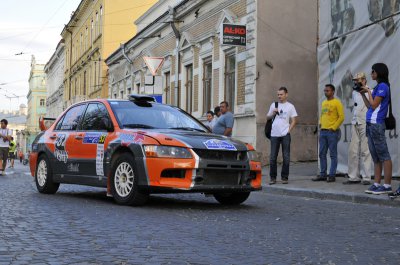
[
  {"xmin": 213, "ymin": 192, "xmax": 250, "ymax": 205},
  {"xmin": 110, "ymin": 153, "xmax": 148, "ymax": 206},
  {"xmin": 35, "ymin": 155, "xmax": 59, "ymax": 194}
]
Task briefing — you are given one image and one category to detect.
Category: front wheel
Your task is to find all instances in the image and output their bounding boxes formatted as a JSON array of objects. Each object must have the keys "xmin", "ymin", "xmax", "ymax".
[
  {"xmin": 110, "ymin": 153, "xmax": 149, "ymax": 206},
  {"xmin": 35, "ymin": 155, "xmax": 59, "ymax": 194},
  {"xmin": 213, "ymin": 192, "xmax": 251, "ymax": 205}
]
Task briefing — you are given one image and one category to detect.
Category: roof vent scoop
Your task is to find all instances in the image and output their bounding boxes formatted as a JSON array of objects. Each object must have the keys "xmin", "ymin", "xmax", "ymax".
[{"xmin": 128, "ymin": 94, "xmax": 156, "ymax": 102}]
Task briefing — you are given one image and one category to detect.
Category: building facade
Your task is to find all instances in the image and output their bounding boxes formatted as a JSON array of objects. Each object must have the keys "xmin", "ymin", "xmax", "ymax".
[
  {"xmin": 106, "ymin": 0, "xmax": 318, "ymax": 163},
  {"xmin": 60, "ymin": 0, "xmax": 157, "ymax": 108},
  {"xmin": 44, "ymin": 40, "xmax": 65, "ymax": 118},
  {"xmin": 27, "ymin": 56, "xmax": 47, "ymax": 151}
]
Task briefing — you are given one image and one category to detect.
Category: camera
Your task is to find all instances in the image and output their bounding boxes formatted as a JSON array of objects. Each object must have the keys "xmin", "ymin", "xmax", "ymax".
[{"xmin": 353, "ymin": 81, "xmax": 363, "ymax": 92}]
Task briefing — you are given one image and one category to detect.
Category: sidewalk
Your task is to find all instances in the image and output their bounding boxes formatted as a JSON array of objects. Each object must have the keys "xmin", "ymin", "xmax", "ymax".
[{"xmin": 262, "ymin": 162, "xmax": 400, "ymax": 207}]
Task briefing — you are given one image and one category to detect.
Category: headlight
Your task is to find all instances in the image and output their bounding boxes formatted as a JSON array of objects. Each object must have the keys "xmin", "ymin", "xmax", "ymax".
[
  {"xmin": 247, "ymin": 150, "xmax": 260, "ymax": 162},
  {"xmin": 143, "ymin": 145, "xmax": 192, "ymax": 159}
]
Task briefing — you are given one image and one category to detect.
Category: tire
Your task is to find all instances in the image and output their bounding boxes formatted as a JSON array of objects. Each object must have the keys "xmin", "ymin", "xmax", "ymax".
[
  {"xmin": 35, "ymin": 155, "xmax": 60, "ymax": 194},
  {"xmin": 110, "ymin": 153, "xmax": 149, "ymax": 206},
  {"xmin": 213, "ymin": 192, "xmax": 251, "ymax": 205}
]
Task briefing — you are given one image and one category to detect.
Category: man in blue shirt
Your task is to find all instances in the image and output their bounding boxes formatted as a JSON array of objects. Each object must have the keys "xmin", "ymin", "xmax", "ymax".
[{"xmin": 212, "ymin": 101, "xmax": 234, "ymax": 136}]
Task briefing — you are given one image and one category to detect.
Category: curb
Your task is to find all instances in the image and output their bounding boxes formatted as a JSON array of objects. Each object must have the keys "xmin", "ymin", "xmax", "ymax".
[{"xmin": 262, "ymin": 186, "xmax": 400, "ymax": 207}]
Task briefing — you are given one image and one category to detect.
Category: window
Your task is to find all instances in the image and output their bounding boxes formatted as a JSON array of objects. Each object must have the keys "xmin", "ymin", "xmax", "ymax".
[
  {"xmin": 114, "ymin": 93, "xmax": 117, "ymax": 99},
  {"xmin": 100, "ymin": 6, "xmax": 103, "ymax": 34},
  {"xmin": 85, "ymin": 27, "xmax": 88, "ymax": 50},
  {"xmin": 127, "ymin": 87, "xmax": 131, "ymax": 96},
  {"xmin": 80, "ymin": 103, "xmax": 111, "ymax": 131},
  {"xmin": 75, "ymin": 78, "xmax": 78, "ymax": 96},
  {"xmin": 203, "ymin": 58, "xmax": 212, "ymax": 113},
  {"xmin": 164, "ymin": 72, "xmax": 170, "ymax": 104},
  {"xmin": 80, "ymin": 33, "xmax": 83, "ymax": 55},
  {"xmin": 56, "ymin": 104, "xmax": 86, "ymax": 131},
  {"xmin": 95, "ymin": 12, "xmax": 99, "ymax": 37},
  {"xmin": 136, "ymin": 83, "xmax": 140, "ymax": 94},
  {"xmin": 83, "ymin": 71, "xmax": 87, "ymax": 96},
  {"xmin": 91, "ymin": 19, "xmax": 94, "ymax": 43},
  {"xmin": 225, "ymin": 52, "xmax": 236, "ymax": 112},
  {"xmin": 120, "ymin": 90, "xmax": 124, "ymax": 99},
  {"xmin": 40, "ymin": 99, "xmax": 45, "ymax": 106},
  {"xmin": 185, "ymin": 65, "xmax": 193, "ymax": 113}
]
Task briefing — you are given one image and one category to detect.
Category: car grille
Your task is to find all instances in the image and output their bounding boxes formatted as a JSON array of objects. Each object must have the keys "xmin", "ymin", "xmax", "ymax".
[
  {"xmin": 200, "ymin": 170, "xmax": 242, "ymax": 185},
  {"xmin": 192, "ymin": 149, "xmax": 247, "ymax": 161}
]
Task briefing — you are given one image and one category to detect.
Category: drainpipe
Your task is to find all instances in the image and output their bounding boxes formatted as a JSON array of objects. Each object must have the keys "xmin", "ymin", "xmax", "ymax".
[
  {"xmin": 169, "ymin": 6, "xmax": 181, "ymax": 106},
  {"xmin": 121, "ymin": 43, "xmax": 133, "ymax": 65}
]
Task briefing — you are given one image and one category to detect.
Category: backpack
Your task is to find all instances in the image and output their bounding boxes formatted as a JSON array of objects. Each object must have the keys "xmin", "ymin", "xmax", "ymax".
[{"xmin": 264, "ymin": 102, "xmax": 278, "ymax": 139}]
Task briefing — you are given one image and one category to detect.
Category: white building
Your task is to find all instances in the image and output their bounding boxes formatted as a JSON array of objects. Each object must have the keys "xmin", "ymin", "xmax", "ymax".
[{"xmin": 44, "ymin": 40, "xmax": 65, "ymax": 118}]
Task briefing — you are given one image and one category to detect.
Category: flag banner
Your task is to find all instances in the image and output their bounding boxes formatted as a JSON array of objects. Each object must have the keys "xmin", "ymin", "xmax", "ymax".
[{"xmin": 318, "ymin": 0, "xmax": 400, "ymax": 175}]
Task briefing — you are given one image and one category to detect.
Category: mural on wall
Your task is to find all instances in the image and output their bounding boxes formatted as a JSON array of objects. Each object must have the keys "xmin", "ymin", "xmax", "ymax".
[{"xmin": 318, "ymin": 0, "xmax": 400, "ymax": 175}]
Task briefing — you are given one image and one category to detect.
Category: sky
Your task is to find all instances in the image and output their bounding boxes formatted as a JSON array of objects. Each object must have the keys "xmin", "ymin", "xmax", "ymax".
[{"xmin": 0, "ymin": 0, "xmax": 81, "ymax": 112}]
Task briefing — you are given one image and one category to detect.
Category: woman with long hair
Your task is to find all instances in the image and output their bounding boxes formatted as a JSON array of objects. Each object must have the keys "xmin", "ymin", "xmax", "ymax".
[{"xmin": 360, "ymin": 63, "xmax": 393, "ymax": 195}]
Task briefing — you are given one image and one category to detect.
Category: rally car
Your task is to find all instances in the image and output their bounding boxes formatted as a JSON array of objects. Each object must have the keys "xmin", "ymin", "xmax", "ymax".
[{"xmin": 30, "ymin": 95, "xmax": 262, "ymax": 206}]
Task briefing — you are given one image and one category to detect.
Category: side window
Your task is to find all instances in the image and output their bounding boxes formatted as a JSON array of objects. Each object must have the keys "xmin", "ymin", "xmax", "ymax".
[
  {"xmin": 81, "ymin": 103, "xmax": 112, "ymax": 131},
  {"xmin": 58, "ymin": 104, "xmax": 86, "ymax": 131},
  {"xmin": 55, "ymin": 116, "xmax": 65, "ymax": 130}
]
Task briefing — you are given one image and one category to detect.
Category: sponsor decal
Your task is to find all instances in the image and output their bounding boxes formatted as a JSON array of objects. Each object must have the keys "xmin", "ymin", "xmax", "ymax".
[
  {"xmin": 83, "ymin": 133, "xmax": 107, "ymax": 144},
  {"xmin": 119, "ymin": 133, "xmax": 145, "ymax": 144},
  {"xmin": 96, "ymin": 144, "xmax": 105, "ymax": 176},
  {"xmin": 67, "ymin": 163, "xmax": 80, "ymax": 173},
  {"xmin": 55, "ymin": 134, "xmax": 68, "ymax": 163},
  {"xmin": 203, "ymin": 139, "xmax": 237, "ymax": 151}
]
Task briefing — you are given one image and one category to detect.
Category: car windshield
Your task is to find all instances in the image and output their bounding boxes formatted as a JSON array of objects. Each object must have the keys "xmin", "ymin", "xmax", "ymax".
[{"xmin": 109, "ymin": 100, "xmax": 208, "ymax": 132}]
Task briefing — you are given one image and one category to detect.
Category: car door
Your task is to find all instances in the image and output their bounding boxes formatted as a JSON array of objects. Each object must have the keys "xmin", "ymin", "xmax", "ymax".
[
  {"xmin": 75, "ymin": 103, "xmax": 113, "ymax": 179},
  {"xmin": 49, "ymin": 104, "xmax": 87, "ymax": 177}
]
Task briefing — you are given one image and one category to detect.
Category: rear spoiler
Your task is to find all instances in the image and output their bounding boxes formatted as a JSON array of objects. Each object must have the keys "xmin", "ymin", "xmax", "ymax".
[{"xmin": 39, "ymin": 116, "xmax": 56, "ymax": 131}]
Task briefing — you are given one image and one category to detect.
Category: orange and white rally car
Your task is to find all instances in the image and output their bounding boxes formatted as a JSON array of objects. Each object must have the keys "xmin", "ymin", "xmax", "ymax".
[{"xmin": 30, "ymin": 95, "xmax": 262, "ymax": 206}]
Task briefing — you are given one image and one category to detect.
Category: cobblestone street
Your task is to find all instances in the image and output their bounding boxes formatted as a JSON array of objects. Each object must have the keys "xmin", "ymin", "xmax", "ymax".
[{"xmin": 0, "ymin": 162, "xmax": 399, "ymax": 264}]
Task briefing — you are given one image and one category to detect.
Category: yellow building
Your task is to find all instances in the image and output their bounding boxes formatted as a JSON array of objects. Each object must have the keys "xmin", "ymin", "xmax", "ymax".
[{"xmin": 61, "ymin": 0, "xmax": 157, "ymax": 107}]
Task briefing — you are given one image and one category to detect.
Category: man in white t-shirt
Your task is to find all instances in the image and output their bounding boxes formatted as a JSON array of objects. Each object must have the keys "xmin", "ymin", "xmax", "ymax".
[
  {"xmin": 0, "ymin": 119, "xmax": 12, "ymax": 175},
  {"xmin": 266, "ymin": 87, "xmax": 298, "ymax": 184}
]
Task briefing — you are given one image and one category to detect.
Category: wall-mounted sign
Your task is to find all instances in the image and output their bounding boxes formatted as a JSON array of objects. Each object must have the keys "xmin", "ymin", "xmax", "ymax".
[{"xmin": 221, "ymin": 24, "xmax": 247, "ymax": 47}]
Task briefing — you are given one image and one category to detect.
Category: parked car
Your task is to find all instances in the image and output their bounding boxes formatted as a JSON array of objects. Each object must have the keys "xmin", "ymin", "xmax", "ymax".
[{"xmin": 30, "ymin": 95, "xmax": 262, "ymax": 206}]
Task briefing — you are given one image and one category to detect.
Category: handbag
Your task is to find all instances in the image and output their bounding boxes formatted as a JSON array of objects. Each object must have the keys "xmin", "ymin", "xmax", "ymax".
[
  {"xmin": 385, "ymin": 86, "xmax": 396, "ymax": 130},
  {"xmin": 264, "ymin": 102, "xmax": 278, "ymax": 139}
]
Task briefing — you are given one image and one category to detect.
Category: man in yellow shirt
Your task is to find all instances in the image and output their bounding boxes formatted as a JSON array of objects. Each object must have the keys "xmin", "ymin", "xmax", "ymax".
[{"xmin": 312, "ymin": 84, "xmax": 345, "ymax": 182}]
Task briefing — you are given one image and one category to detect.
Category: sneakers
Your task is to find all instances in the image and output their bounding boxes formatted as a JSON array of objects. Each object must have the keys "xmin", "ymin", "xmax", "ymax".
[
  {"xmin": 269, "ymin": 179, "xmax": 276, "ymax": 185},
  {"xmin": 312, "ymin": 175, "xmax": 327, "ymax": 181},
  {"xmin": 1, "ymin": 171, "xmax": 5, "ymax": 176},
  {"xmin": 365, "ymin": 184, "xmax": 379, "ymax": 194},
  {"xmin": 327, "ymin": 176, "xmax": 336, "ymax": 182},
  {"xmin": 362, "ymin": 180, "xmax": 371, "ymax": 185},
  {"xmin": 282, "ymin": 179, "xmax": 289, "ymax": 184},
  {"xmin": 365, "ymin": 185, "xmax": 392, "ymax": 195},
  {"xmin": 388, "ymin": 188, "xmax": 400, "ymax": 200},
  {"xmin": 372, "ymin": 185, "xmax": 392, "ymax": 195}
]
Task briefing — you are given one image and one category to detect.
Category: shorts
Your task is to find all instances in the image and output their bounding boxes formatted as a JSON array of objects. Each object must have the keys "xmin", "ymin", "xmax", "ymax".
[
  {"xmin": 8, "ymin": 152, "xmax": 15, "ymax": 159},
  {"xmin": 0, "ymin": 147, "xmax": 9, "ymax": 162},
  {"xmin": 366, "ymin": 123, "xmax": 391, "ymax": 163}
]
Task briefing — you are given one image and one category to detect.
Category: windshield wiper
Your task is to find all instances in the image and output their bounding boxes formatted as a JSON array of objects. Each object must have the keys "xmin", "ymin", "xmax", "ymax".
[
  {"xmin": 168, "ymin": 127, "xmax": 206, "ymax": 133},
  {"xmin": 123, "ymin": 124, "xmax": 155, "ymax": 129}
]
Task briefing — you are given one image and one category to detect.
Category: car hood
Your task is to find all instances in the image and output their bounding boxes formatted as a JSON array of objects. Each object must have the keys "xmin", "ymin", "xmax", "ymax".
[{"xmin": 126, "ymin": 129, "xmax": 248, "ymax": 151}]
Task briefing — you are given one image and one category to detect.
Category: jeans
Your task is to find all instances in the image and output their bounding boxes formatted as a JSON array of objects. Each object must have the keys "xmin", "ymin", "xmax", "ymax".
[
  {"xmin": 366, "ymin": 123, "xmax": 391, "ymax": 163},
  {"xmin": 319, "ymin": 130, "xmax": 340, "ymax": 177},
  {"xmin": 270, "ymin": 134, "xmax": 291, "ymax": 180}
]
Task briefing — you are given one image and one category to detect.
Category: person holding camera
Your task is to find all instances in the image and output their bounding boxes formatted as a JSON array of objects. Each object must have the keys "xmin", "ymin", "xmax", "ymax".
[
  {"xmin": 360, "ymin": 63, "xmax": 393, "ymax": 195},
  {"xmin": 343, "ymin": 72, "xmax": 373, "ymax": 185},
  {"xmin": 0, "ymin": 119, "xmax": 12, "ymax": 176}
]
